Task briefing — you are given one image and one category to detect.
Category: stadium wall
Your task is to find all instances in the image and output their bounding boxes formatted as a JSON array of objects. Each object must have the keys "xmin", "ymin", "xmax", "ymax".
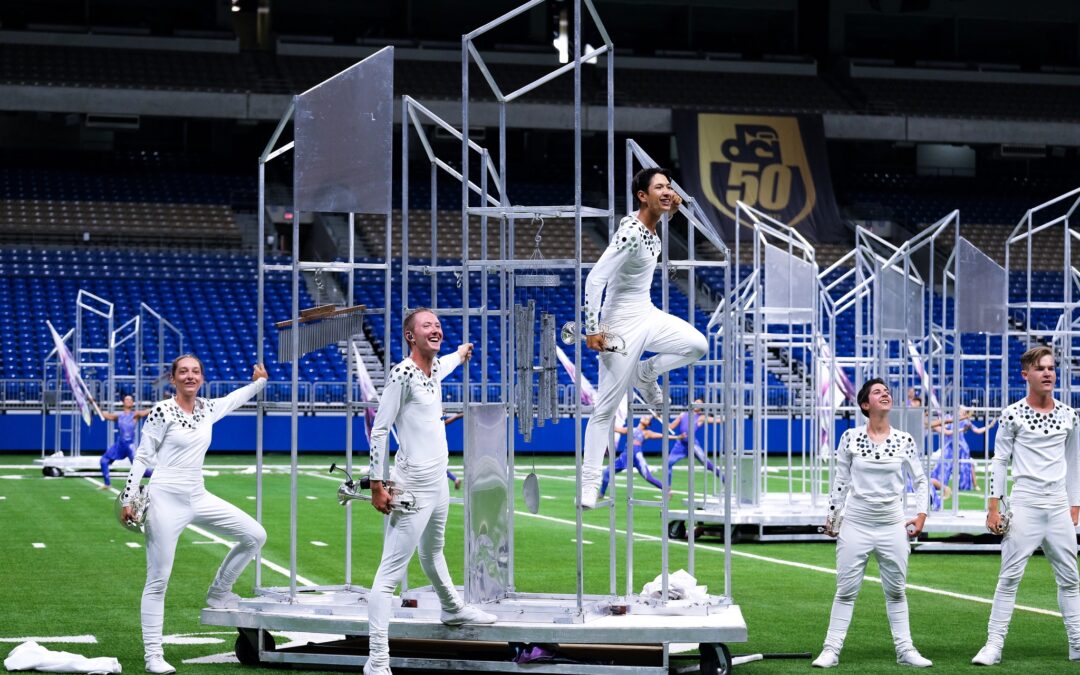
[{"xmin": 0, "ymin": 414, "xmax": 997, "ymax": 456}]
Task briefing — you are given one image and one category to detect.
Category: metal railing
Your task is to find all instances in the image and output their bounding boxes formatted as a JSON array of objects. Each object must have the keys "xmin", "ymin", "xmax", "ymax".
[{"xmin": 2, "ymin": 379, "xmax": 1048, "ymax": 416}]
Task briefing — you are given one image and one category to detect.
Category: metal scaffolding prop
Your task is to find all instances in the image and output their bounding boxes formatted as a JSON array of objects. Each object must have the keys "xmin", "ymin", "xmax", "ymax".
[
  {"xmin": 668, "ymin": 203, "xmax": 828, "ymax": 540},
  {"xmin": 202, "ymin": 2, "xmax": 745, "ymax": 672},
  {"xmin": 1007, "ymin": 187, "xmax": 1080, "ymax": 408},
  {"xmin": 39, "ymin": 293, "xmax": 182, "ymax": 477},
  {"xmin": 822, "ymin": 213, "xmax": 1007, "ymax": 544}
]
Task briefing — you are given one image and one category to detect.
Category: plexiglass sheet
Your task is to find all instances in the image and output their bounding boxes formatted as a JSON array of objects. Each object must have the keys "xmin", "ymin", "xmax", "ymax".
[
  {"xmin": 464, "ymin": 403, "xmax": 510, "ymax": 604},
  {"xmin": 956, "ymin": 237, "xmax": 1007, "ymax": 334},
  {"xmin": 890, "ymin": 407, "xmax": 925, "ymax": 449},
  {"xmin": 294, "ymin": 46, "xmax": 393, "ymax": 214},
  {"xmin": 763, "ymin": 242, "xmax": 815, "ymax": 315},
  {"xmin": 878, "ymin": 265, "xmax": 924, "ymax": 337}
]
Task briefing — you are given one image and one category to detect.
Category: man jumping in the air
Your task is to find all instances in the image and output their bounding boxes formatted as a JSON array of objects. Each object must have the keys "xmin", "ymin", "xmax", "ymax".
[{"xmin": 579, "ymin": 167, "xmax": 707, "ymax": 509}]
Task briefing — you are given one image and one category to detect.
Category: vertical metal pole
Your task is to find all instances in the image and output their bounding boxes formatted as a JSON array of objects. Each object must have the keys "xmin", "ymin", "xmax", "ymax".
[
  {"xmin": 255, "ymin": 158, "xmax": 266, "ymax": 590},
  {"xmin": 345, "ymin": 210, "xmax": 356, "ymax": 586},
  {"xmin": 290, "ymin": 200, "xmax": 300, "ymax": 598}
]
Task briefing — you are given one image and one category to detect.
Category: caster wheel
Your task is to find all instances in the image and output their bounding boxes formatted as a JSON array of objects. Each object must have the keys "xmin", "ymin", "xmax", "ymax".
[
  {"xmin": 43, "ymin": 467, "xmax": 62, "ymax": 477},
  {"xmin": 235, "ymin": 628, "xmax": 274, "ymax": 666},
  {"xmin": 668, "ymin": 520, "xmax": 687, "ymax": 540},
  {"xmin": 699, "ymin": 643, "xmax": 731, "ymax": 675}
]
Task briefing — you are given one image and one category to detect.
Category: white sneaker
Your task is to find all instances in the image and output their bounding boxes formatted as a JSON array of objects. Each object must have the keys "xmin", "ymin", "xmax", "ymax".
[
  {"xmin": 362, "ymin": 658, "xmax": 392, "ymax": 675},
  {"xmin": 971, "ymin": 644, "xmax": 1001, "ymax": 666},
  {"xmin": 897, "ymin": 649, "xmax": 933, "ymax": 667},
  {"xmin": 1069, "ymin": 645, "xmax": 1080, "ymax": 661},
  {"xmin": 145, "ymin": 656, "xmax": 176, "ymax": 674},
  {"xmin": 633, "ymin": 361, "xmax": 665, "ymax": 407},
  {"xmin": 440, "ymin": 604, "xmax": 497, "ymax": 626},
  {"xmin": 579, "ymin": 484, "xmax": 599, "ymax": 510},
  {"xmin": 811, "ymin": 649, "xmax": 839, "ymax": 668},
  {"xmin": 206, "ymin": 588, "xmax": 241, "ymax": 609}
]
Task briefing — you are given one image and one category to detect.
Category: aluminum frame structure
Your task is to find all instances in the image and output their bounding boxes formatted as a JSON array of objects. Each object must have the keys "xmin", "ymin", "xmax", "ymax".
[
  {"xmin": 671, "ymin": 203, "xmax": 830, "ymax": 539},
  {"xmin": 40, "ymin": 290, "xmax": 114, "ymax": 462},
  {"xmin": 824, "ymin": 213, "xmax": 1002, "ymax": 540},
  {"xmin": 39, "ymin": 296, "xmax": 183, "ymax": 477},
  {"xmin": 250, "ymin": 47, "xmax": 395, "ymax": 599},
  {"xmin": 1006, "ymin": 187, "xmax": 1080, "ymax": 409},
  {"xmin": 938, "ymin": 223, "xmax": 1008, "ymax": 522},
  {"xmin": 202, "ymin": 4, "xmax": 745, "ymax": 672}
]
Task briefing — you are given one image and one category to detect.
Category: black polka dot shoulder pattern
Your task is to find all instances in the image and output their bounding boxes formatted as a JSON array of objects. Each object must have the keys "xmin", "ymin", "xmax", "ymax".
[
  {"xmin": 613, "ymin": 220, "xmax": 661, "ymax": 258},
  {"xmin": 990, "ymin": 399, "xmax": 1078, "ymax": 501}
]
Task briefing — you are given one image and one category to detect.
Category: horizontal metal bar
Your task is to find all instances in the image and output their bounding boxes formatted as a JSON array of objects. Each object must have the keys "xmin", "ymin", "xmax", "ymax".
[
  {"xmin": 263, "ymin": 262, "xmax": 389, "ymax": 272},
  {"xmin": 265, "ymin": 140, "xmax": 294, "ymax": 162},
  {"xmin": 504, "ymin": 44, "xmax": 609, "ymax": 103}
]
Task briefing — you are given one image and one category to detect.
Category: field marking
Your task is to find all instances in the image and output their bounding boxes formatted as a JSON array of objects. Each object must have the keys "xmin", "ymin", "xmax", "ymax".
[
  {"xmin": 0, "ymin": 636, "xmax": 97, "ymax": 644},
  {"xmin": 311, "ymin": 541, "xmax": 328, "ymax": 547},
  {"xmin": 61, "ymin": 495, "xmax": 70, "ymax": 500},
  {"xmin": 82, "ymin": 477, "xmax": 319, "ymax": 587},
  {"xmin": 514, "ymin": 510, "xmax": 1063, "ymax": 619},
  {"xmin": 126, "ymin": 542, "xmax": 141, "ymax": 548},
  {"xmin": 31, "ymin": 543, "xmax": 45, "ymax": 548}
]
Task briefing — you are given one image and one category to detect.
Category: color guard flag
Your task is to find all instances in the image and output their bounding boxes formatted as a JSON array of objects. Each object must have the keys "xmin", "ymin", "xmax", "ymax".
[
  {"xmin": 351, "ymin": 342, "xmax": 380, "ymax": 443},
  {"xmin": 46, "ymin": 321, "xmax": 94, "ymax": 426}
]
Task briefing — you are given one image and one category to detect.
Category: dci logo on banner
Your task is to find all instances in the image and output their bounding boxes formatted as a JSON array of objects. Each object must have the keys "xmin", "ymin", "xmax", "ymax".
[
  {"xmin": 700, "ymin": 114, "xmax": 815, "ymax": 227},
  {"xmin": 675, "ymin": 111, "xmax": 841, "ymax": 242}
]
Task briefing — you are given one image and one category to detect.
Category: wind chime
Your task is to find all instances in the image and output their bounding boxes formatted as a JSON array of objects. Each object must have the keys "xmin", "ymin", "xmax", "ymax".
[
  {"xmin": 514, "ymin": 215, "xmax": 560, "ymax": 443},
  {"xmin": 275, "ymin": 268, "xmax": 366, "ymax": 362}
]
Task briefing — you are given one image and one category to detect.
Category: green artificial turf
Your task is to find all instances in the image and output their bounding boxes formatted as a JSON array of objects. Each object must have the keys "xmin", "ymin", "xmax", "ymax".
[{"xmin": 0, "ymin": 453, "xmax": 1075, "ymax": 674}]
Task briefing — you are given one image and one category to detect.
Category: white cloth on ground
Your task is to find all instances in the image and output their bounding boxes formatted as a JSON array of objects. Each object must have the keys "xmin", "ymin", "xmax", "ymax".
[
  {"xmin": 640, "ymin": 569, "xmax": 708, "ymax": 602},
  {"xmin": 4, "ymin": 641, "xmax": 121, "ymax": 674}
]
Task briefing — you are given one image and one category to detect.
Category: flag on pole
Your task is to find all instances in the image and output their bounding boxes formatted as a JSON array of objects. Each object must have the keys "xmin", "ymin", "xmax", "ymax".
[
  {"xmin": 907, "ymin": 340, "xmax": 941, "ymax": 410},
  {"xmin": 555, "ymin": 345, "xmax": 627, "ymax": 423},
  {"xmin": 46, "ymin": 321, "xmax": 94, "ymax": 426},
  {"xmin": 351, "ymin": 343, "xmax": 380, "ymax": 443}
]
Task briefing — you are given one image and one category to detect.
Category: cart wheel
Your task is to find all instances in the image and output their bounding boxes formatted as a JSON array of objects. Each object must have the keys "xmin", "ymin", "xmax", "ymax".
[
  {"xmin": 42, "ymin": 467, "xmax": 62, "ymax": 477},
  {"xmin": 668, "ymin": 520, "xmax": 687, "ymax": 540},
  {"xmin": 699, "ymin": 643, "xmax": 731, "ymax": 675},
  {"xmin": 235, "ymin": 628, "xmax": 275, "ymax": 666}
]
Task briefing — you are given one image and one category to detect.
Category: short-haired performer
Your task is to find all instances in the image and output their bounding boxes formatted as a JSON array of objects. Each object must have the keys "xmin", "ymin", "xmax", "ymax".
[
  {"xmin": 580, "ymin": 167, "xmax": 708, "ymax": 508},
  {"xmin": 813, "ymin": 378, "xmax": 932, "ymax": 669},
  {"xmin": 364, "ymin": 308, "xmax": 496, "ymax": 675},
  {"xmin": 972, "ymin": 346, "xmax": 1080, "ymax": 666}
]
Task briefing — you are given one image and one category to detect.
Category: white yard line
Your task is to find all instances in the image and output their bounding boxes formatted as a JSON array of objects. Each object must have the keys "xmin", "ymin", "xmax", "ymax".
[{"xmin": 82, "ymin": 476, "xmax": 319, "ymax": 587}]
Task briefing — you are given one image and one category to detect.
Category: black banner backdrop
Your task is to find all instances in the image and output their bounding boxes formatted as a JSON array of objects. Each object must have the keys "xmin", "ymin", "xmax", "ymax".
[{"xmin": 673, "ymin": 111, "xmax": 843, "ymax": 243}]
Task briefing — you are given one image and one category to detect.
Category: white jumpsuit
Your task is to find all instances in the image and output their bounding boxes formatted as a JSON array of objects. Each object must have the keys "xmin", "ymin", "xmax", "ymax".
[
  {"xmin": 982, "ymin": 398, "xmax": 1080, "ymax": 651},
  {"xmin": 366, "ymin": 353, "xmax": 465, "ymax": 669},
  {"xmin": 121, "ymin": 378, "xmax": 267, "ymax": 662},
  {"xmin": 821, "ymin": 426, "xmax": 929, "ymax": 657},
  {"xmin": 581, "ymin": 215, "xmax": 707, "ymax": 489}
]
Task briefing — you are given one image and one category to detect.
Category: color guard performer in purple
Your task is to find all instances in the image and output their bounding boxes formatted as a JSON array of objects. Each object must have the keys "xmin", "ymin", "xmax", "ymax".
[
  {"xmin": 600, "ymin": 414, "xmax": 664, "ymax": 496},
  {"xmin": 99, "ymin": 395, "xmax": 150, "ymax": 489}
]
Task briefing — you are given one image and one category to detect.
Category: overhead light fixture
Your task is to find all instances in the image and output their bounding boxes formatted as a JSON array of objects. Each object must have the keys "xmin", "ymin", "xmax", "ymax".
[{"xmin": 552, "ymin": 8, "xmax": 568, "ymax": 64}]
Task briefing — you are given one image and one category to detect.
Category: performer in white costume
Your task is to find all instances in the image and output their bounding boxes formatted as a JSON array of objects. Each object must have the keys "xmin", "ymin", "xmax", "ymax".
[
  {"xmin": 580, "ymin": 167, "xmax": 708, "ymax": 508},
  {"xmin": 364, "ymin": 308, "xmax": 496, "ymax": 675},
  {"xmin": 120, "ymin": 355, "xmax": 267, "ymax": 674},
  {"xmin": 972, "ymin": 345, "xmax": 1080, "ymax": 666},
  {"xmin": 813, "ymin": 378, "xmax": 932, "ymax": 669}
]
